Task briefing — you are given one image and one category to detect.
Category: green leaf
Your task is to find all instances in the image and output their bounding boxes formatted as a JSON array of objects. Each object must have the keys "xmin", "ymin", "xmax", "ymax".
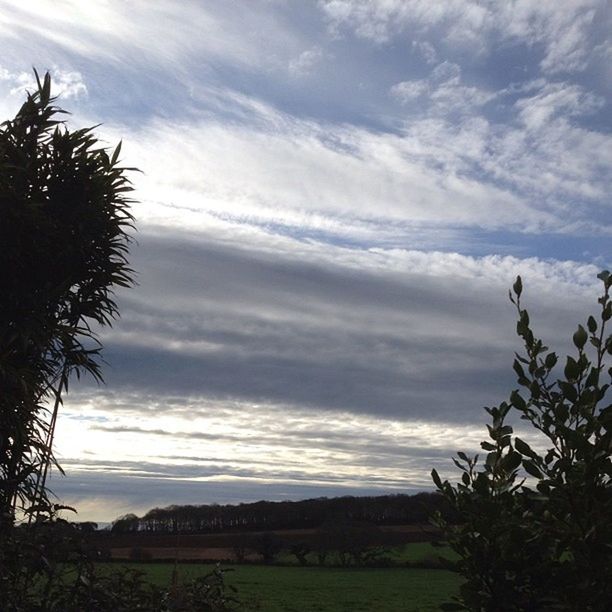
[
  {"xmin": 514, "ymin": 437, "xmax": 536, "ymax": 458},
  {"xmin": 503, "ymin": 450, "xmax": 522, "ymax": 471},
  {"xmin": 573, "ymin": 325, "xmax": 587, "ymax": 350},
  {"xmin": 597, "ymin": 269, "xmax": 610, "ymax": 285},
  {"xmin": 111, "ymin": 140, "xmax": 122, "ymax": 165},
  {"xmin": 585, "ymin": 367, "xmax": 599, "ymax": 388},
  {"xmin": 554, "ymin": 402, "xmax": 569, "ymax": 422},
  {"xmin": 523, "ymin": 460, "xmax": 543, "ymax": 479},
  {"xmin": 544, "ymin": 352, "xmax": 558, "ymax": 369},
  {"xmin": 431, "ymin": 469, "xmax": 442, "ymax": 489},
  {"xmin": 558, "ymin": 381, "xmax": 577, "ymax": 403},
  {"xmin": 587, "ymin": 316, "xmax": 597, "ymax": 334},
  {"xmin": 564, "ymin": 356, "xmax": 581, "ymax": 381},
  {"xmin": 513, "ymin": 359, "xmax": 526, "ymax": 379},
  {"xmin": 510, "ymin": 390, "xmax": 527, "ymax": 411},
  {"xmin": 513, "ymin": 276, "xmax": 522, "ymax": 298}
]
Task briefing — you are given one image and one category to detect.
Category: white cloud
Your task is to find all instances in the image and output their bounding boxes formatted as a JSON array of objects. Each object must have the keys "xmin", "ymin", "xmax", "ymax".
[
  {"xmin": 289, "ymin": 46, "xmax": 325, "ymax": 76},
  {"xmin": 0, "ymin": 0, "xmax": 307, "ymax": 78},
  {"xmin": 514, "ymin": 81, "xmax": 604, "ymax": 130},
  {"xmin": 391, "ymin": 61, "xmax": 496, "ymax": 116},
  {"xmin": 0, "ymin": 66, "xmax": 87, "ymax": 99},
  {"xmin": 412, "ymin": 40, "xmax": 438, "ymax": 65},
  {"xmin": 90, "ymin": 82, "xmax": 609, "ymax": 245},
  {"xmin": 321, "ymin": 0, "xmax": 606, "ymax": 74},
  {"xmin": 390, "ymin": 79, "xmax": 428, "ymax": 102}
]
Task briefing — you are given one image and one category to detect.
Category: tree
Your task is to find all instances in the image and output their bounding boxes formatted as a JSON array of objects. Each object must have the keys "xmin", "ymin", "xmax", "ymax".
[
  {"xmin": 0, "ymin": 71, "xmax": 135, "ymax": 529},
  {"xmin": 111, "ymin": 513, "xmax": 140, "ymax": 535},
  {"xmin": 252, "ymin": 532, "xmax": 284, "ymax": 564},
  {"xmin": 432, "ymin": 272, "xmax": 612, "ymax": 611}
]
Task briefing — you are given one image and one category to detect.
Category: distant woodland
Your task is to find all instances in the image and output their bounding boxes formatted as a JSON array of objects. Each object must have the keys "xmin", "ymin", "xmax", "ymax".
[{"xmin": 110, "ymin": 492, "xmax": 455, "ymax": 534}]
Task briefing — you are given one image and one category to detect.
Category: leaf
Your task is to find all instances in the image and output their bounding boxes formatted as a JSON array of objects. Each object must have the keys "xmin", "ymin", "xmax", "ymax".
[
  {"xmin": 544, "ymin": 352, "xmax": 558, "ymax": 369},
  {"xmin": 513, "ymin": 276, "xmax": 522, "ymax": 298},
  {"xmin": 513, "ymin": 359, "xmax": 526, "ymax": 379},
  {"xmin": 431, "ymin": 469, "xmax": 443, "ymax": 489},
  {"xmin": 510, "ymin": 390, "xmax": 527, "ymax": 411},
  {"xmin": 514, "ymin": 437, "xmax": 536, "ymax": 458},
  {"xmin": 558, "ymin": 381, "xmax": 577, "ymax": 403},
  {"xmin": 111, "ymin": 140, "xmax": 122, "ymax": 165},
  {"xmin": 587, "ymin": 316, "xmax": 598, "ymax": 334},
  {"xmin": 597, "ymin": 269, "xmax": 610, "ymax": 284},
  {"xmin": 564, "ymin": 356, "xmax": 581, "ymax": 381},
  {"xmin": 523, "ymin": 460, "xmax": 543, "ymax": 479},
  {"xmin": 503, "ymin": 450, "xmax": 522, "ymax": 472},
  {"xmin": 573, "ymin": 325, "xmax": 587, "ymax": 350}
]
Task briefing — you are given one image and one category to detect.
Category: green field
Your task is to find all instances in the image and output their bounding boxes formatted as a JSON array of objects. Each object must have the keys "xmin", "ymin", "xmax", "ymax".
[{"xmin": 106, "ymin": 563, "xmax": 462, "ymax": 611}]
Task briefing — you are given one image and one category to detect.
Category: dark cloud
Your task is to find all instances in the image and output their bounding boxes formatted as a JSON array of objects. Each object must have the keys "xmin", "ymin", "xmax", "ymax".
[{"xmin": 83, "ymin": 232, "xmax": 591, "ymax": 423}]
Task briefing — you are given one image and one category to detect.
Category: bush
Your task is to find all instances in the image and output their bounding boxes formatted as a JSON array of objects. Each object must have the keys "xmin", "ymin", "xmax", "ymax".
[{"xmin": 432, "ymin": 272, "xmax": 612, "ymax": 611}]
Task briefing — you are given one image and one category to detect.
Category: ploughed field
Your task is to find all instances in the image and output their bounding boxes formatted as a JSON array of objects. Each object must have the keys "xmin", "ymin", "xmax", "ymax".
[{"xmin": 96, "ymin": 524, "xmax": 442, "ymax": 562}]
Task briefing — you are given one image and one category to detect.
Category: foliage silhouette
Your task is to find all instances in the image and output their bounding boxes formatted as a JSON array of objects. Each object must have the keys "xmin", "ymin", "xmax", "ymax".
[
  {"xmin": 0, "ymin": 70, "xmax": 135, "ymax": 529},
  {"xmin": 0, "ymin": 70, "xmax": 137, "ymax": 610},
  {"xmin": 432, "ymin": 272, "xmax": 612, "ymax": 611}
]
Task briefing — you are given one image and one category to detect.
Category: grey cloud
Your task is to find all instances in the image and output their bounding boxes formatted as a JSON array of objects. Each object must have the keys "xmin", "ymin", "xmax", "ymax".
[
  {"xmin": 50, "ymin": 468, "xmax": 427, "ymax": 522},
  {"xmin": 72, "ymin": 231, "xmax": 596, "ymax": 425},
  {"xmin": 88, "ymin": 425, "xmax": 465, "ymax": 463}
]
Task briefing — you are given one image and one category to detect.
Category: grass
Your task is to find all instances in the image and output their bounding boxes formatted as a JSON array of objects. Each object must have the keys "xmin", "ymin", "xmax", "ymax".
[
  {"xmin": 273, "ymin": 541, "xmax": 458, "ymax": 567},
  {"xmin": 103, "ymin": 562, "xmax": 462, "ymax": 611}
]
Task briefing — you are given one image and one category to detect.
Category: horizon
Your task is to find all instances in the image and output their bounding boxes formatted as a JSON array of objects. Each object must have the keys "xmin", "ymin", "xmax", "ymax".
[{"xmin": 1, "ymin": 0, "xmax": 610, "ymax": 523}]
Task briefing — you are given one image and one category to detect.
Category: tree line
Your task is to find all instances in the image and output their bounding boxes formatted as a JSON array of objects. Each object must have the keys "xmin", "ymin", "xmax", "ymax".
[{"xmin": 111, "ymin": 491, "xmax": 454, "ymax": 534}]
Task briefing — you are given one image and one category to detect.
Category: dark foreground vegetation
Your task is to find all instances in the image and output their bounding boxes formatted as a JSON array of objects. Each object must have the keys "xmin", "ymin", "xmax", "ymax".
[{"xmin": 433, "ymin": 273, "xmax": 612, "ymax": 610}]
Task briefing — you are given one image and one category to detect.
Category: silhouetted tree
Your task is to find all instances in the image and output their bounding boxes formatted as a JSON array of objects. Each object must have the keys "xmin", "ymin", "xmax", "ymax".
[
  {"xmin": 252, "ymin": 532, "xmax": 283, "ymax": 564},
  {"xmin": 289, "ymin": 542, "xmax": 310, "ymax": 566},
  {"xmin": 111, "ymin": 513, "xmax": 140, "ymax": 535},
  {"xmin": 0, "ymin": 71, "xmax": 135, "ymax": 607},
  {"xmin": 0, "ymin": 71, "xmax": 134, "ymax": 529}
]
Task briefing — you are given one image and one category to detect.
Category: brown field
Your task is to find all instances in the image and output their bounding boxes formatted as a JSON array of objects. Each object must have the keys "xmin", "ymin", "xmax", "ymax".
[{"xmin": 94, "ymin": 524, "xmax": 440, "ymax": 561}]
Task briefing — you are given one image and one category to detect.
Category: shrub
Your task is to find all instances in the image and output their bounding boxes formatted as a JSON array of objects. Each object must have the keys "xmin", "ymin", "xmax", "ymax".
[{"xmin": 432, "ymin": 272, "xmax": 612, "ymax": 611}]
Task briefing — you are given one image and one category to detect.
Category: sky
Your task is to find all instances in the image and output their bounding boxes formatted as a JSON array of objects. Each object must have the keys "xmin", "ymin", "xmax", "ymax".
[{"xmin": 1, "ymin": 0, "xmax": 610, "ymax": 523}]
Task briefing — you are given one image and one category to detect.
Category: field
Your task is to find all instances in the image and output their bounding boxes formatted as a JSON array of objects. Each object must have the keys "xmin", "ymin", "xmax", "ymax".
[
  {"xmin": 96, "ymin": 528, "xmax": 462, "ymax": 609},
  {"xmin": 97, "ymin": 524, "xmax": 445, "ymax": 563},
  {"xmin": 106, "ymin": 562, "xmax": 462, "ymax": 611}
]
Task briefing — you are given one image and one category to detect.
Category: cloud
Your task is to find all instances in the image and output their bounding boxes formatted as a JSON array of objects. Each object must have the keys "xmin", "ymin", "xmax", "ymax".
[
  {"xmin": 289, "ymin": 46, "xmax": 325, "ymax": 76},
  {"xmin": 321, "ymin": 0, "xmax": 608, "ymax": 74},
  {"xmin": 58, "ymin": 229, "xmax": 600, "ymax": 427},
  {"xmin": 390, "ymin": 61, "xmax": 495, "ymax": 116},
  {"xmin": 99, "ymin": 83, "xmax": 611, "ymax": 243},
  {"xmin": 412, "ymin": 40, "xmax": 438, "ymax": 65},
  {"xmin": 514, "ymin": 81, "xmax": 604, "ymax": 130},
  {"xmin": 0, "ymin": 65, "xmax": 87, "ymax": 98},
  {"xmin": 0, "ymin": 0, "xmax": 308, "ymax": 78},
  {"xmin": 390, "ymin": 80, "xmax": 428, "ymax": 103}
]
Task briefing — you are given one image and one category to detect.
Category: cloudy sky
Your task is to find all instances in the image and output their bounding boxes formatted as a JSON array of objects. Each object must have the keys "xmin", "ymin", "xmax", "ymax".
[{"xmin": 1, "ymin": 0, "xmax": 610, "ymax": 522}]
